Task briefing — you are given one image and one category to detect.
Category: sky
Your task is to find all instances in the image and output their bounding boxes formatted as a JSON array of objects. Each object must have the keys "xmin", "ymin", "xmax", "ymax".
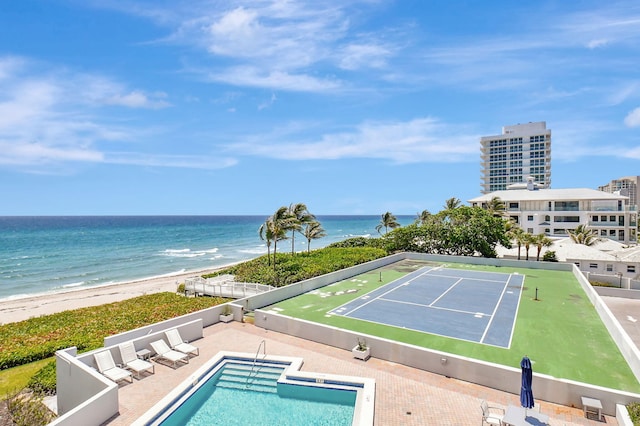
[{"xmin": 1, "ymin": 0, "xmax": 639, "ymax": 216}]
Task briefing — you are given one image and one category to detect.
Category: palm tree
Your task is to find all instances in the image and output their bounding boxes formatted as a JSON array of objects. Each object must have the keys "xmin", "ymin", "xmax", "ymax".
[
  {"xmin": 415, "ymin": 209, "xmax": 431, "ymax": 225},
  {"xmin": 568, "ymin": 224, "xmax": 601, "ymax": 246},
  {"xmin": 506, "ymin": 224, "xmax": 526, "ymax": 260},
  {"xmin": 532, "ymin": 233, "xmax": 553, "ymax": 261},
  {"xmin": 523, "ymin": 232, "xmax": 534, "ymax": 261},
  {"xmin": 486, "ymin": 196, "xmax": 506, "ymax": 217},
  {"xmin": 269, "ymin": 206, "xmax": 291, "ymax": 269},
  {"xmin": 287, "ymin": 203, "xmax": 315, "ymax": 255},
  {"xmin": 375, "ymin": 212, "xmax": 400, "ymax": 235},
  {"xmin": 443, "ymin": 197, "xmax": 461, "ymax": 211},
  {"xmin": 303, "ymin": 220, "xmax": 326, "ymax": 253},
  {"xmin": 258, "ymin": 219, "xmax": 275, "ymax": 266}
]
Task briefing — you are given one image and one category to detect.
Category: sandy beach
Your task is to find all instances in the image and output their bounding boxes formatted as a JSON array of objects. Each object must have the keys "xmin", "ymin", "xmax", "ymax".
[{"xmin": 0, "ymin": 267, "xmax": 227, "ymax": 325}]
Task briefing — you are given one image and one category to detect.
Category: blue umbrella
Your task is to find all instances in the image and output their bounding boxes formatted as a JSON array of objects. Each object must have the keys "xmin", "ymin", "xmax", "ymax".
[{"xmin": 520, "ymin": 356, "xmax": 535, "ymax": 409}]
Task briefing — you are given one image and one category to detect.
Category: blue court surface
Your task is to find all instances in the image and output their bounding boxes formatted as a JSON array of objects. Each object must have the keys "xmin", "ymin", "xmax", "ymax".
[{"xmin": 328, "ymin": 266, "xmax": 525, "ymax": 348}]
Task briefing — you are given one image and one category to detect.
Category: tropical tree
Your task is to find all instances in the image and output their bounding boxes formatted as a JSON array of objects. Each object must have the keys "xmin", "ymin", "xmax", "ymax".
[
  {"xmin": 268, "ymin": 206, "xmax": 292, "ymax": 269},
  {"xmin": 287, "ymin": 203, "xmax": 315, "ymax": 254},
  {"xmin": 415, "ymin": 209, "xmax": 432, "ymax": 225},
  {"xmin": 568, "ymin": 224, "xmax": 601, "ymax": 246},
  {"xmin": 375, "ymin": 212, "xmax": 400, "ymax": 235},
  {"xmin": 303, "ymin": 220, "xmax": 326, "ymax": 253},
  {"xmin": 506, "ymin": 224, "xmax": 527, "ymax": 260},
  {"xmin": 532, "ymin": 233, "xmax": 553, "ymax": 261},
  {"xmin": 258, "ymin": 219, "xmax": 275, "ymax": 266},
  {"xmin": 522, "ymin": 232, "xmax": 534, "ymax": 261},
  {"xmin": 486, "ymin": 196, "xmax": 506, "ymax": 217},
  {"xmin": 443, "ymin": 197, "xmax": 462, "ymax": 211}
]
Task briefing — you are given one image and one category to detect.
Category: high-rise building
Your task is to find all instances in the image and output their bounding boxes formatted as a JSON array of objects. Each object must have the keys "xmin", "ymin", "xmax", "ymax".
[
  {"xmin": 480, "ymin": 122, "xmax": 551, "ymax": 194},
  {"xmin": 598, "ymin": 176, "xmax": 639, "ymax": 210}
]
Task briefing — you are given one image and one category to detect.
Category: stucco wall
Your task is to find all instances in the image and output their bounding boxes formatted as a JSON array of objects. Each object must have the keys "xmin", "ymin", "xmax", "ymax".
[
  {"xmin": 52, "ymin": 348, "xmax": 119, "ymax": 426},
  {"xmin": 255, "ymin": 310, "xmax": 640, "ymax": 416}
]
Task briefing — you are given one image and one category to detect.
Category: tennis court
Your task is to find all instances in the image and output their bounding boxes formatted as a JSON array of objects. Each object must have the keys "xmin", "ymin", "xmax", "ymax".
[{"xmin": 328, "ymin": 266, "xmax": 524, "ymax": 348}]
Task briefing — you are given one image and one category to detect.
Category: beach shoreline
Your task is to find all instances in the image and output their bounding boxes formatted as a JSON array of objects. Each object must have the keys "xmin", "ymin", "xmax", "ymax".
[{"xmin": 0, "ymin": 265, "xmax": 235, "ymax": 325}]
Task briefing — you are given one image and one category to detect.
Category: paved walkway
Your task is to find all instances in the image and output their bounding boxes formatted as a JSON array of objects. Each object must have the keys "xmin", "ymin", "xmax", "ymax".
[{"xmin": 105, "ymin": 321, "xmax": 616, "ymax": 426}]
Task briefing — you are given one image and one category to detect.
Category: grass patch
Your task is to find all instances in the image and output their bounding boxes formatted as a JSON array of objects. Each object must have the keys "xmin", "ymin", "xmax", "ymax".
[
  {"xmin": 267, "ymin": 259, "xmax": 640, "ymax": 392},
  {"xmin": 0, "ymin": 358, "xmax": 52, "ymax": 399}
]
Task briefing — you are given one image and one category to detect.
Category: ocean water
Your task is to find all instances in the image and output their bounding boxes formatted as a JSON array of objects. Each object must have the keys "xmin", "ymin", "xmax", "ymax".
[{"xmin": 0, "ymin": 215, "xmax": 414, "ymax": 301}]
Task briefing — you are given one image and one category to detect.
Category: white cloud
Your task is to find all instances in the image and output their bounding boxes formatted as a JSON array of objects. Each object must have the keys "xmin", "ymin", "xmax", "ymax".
[
  {"xmin": 0, "ymin": 55, "xmax": 229, "ymax": 171},
  {"xmin": 105, "ymin": 90, "xmax": 171, "ymax": 109},
  {"xmin": 207, "ymin": 67, "xmax": 341, "ymax": 92},
  {"xmin": 228, "ymin": 117, "xmax": 478, "ymax": 163},
  {"xmin": 587, "ymin": 39, "xmax": 609, "ymax": 49},
  {"xmin": 339, "ymin": 43, "xmax": 392, "ymax": 70},
  {"xmin": 624, "ymin": 107, "xmax": 640, "ymax": 127}
]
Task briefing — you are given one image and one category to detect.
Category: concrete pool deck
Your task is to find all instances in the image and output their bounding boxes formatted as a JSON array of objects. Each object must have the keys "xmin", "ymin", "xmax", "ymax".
[{"xmin": 105, "ymin": 321, "xmax": 616, "ymax": 426}]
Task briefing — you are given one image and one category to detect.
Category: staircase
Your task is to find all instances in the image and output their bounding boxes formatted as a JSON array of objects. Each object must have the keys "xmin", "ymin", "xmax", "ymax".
[{"xmin": 215, "ymin": 363, "xmax": 284, "ymax": 394}]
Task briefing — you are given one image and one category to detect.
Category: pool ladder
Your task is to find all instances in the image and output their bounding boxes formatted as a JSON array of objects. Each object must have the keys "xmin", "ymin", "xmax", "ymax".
[{"xmin": 245, "ymin": 339, "xmax": 266, "ymax": 388}]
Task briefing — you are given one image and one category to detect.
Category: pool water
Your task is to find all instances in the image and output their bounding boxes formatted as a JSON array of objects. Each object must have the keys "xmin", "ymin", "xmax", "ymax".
[{"xmin": 159, "ymin": 362, "xmax": 356, "ymax": 426}]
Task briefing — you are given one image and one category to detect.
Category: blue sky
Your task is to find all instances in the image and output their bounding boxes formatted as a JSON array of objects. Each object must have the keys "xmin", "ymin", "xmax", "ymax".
[{"xmin": 1, "ymin": 0, "xmax": 639, "ymax": 216}]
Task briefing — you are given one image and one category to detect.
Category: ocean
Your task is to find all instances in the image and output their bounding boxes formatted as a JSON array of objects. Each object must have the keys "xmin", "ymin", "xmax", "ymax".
[{"xmin": 0, "ymin": 215, "xmax": 414, "ymax": 301}]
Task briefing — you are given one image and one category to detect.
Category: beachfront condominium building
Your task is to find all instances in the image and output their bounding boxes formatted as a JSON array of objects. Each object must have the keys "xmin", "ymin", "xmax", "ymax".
[
  {"xmin": 480, "ymin": 121, "xmax": 551, "ymax": 194},
  {"xmin": 598, "ymin": 176, "xmax": 640, "ymax": 211},
  {"xmin": 468, "ymin": 185, "xmax": 637, "ymax": 244}
]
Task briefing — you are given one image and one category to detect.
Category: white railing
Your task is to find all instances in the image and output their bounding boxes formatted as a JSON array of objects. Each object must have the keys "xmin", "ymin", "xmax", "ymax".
[{"xmin": 184, "ymin": 275, "xmax": 274, "ymax": 299}]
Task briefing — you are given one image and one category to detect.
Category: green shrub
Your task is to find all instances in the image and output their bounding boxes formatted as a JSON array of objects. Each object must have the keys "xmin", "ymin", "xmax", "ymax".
[
  {"xmin": 0, "ymin": 293, "xmax": 227, "ymax": 370},
  {"xmin": 176, "ymin": 283, "xmax": 186, "ymax": 294},
  {"xmin": 27, "ymin": 361, "xmax": 56, "ymax": 396},
  {"xmin": 542, "ymin": 251, "xmax": 558, "ymax": 262},
  {"xmin": 627, "ymin": 401, "xmax": 640, "ymax": 425},
  {"xmin": 209, "ymin": 247, "xmax": 387, "ymax": 287}
]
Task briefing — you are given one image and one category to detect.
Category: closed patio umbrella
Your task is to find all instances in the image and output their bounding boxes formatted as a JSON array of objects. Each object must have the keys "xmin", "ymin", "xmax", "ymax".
[{"xmin": 520, "ymin": 355, "xmax": 534, "ymax": 410}]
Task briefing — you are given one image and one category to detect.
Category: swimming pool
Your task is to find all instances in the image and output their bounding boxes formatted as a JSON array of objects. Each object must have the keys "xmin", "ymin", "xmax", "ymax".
[{"xmin": 132, "ymin": 352, "xmax": 375, "ymax": 426}]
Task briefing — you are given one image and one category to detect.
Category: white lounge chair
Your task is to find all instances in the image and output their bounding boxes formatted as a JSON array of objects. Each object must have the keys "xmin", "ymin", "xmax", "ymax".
[
  {"xmin": 480, "ymin": 400, "xmax": 504, "ymax": 426},
  {"xmin": 94, "ymin": 350, "xmax": 133, "ymax": 384},
  {"xmin": 118, "ymin": 341, "xmax": 155, "ymax": 379},
  {"xmin": 165, "ymin": 328, "xmax": 199, "ymax": 357},
  {"xmin": 150, "ymin": 339, "xmax": 189, "ymax": 368}
]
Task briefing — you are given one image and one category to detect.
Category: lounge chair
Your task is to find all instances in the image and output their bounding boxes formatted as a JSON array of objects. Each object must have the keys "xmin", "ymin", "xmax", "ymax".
[
  {"xmin": 165, "ymin": 328, "xmax": 199, "ymax": 357},
  {"xmin": 118, "ymin": 341, "xmax": 155, "ymax": 379},
  {"xmin": 480, "ymin": 399, "xmax": 504, "ymax": 425},
  {"xmin": 94, "ymin": 350, "xmax": 133, "ymax": 384},
  {"xmin": 150, "ymin": 339, "xmax": 189, "ymax": 368}
]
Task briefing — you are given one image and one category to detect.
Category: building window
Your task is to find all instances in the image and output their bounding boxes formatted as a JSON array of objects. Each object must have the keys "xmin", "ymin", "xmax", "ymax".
[
  {"xmin": 610, "ymin": 230, "xmax": 616, "ymax": 236},
  {"xmin": 619, "ymin": 230, "xmax": 625, "ymax": 240},
  {"xmin": 545, "ymin": 215, "xmax": 550, "ymax": 221},
  {"xmin": 606, "ymin": 264, "xmax": 613, "ymax": 272},
  {"xmin": 592, "ymin": 215, "xmax": 598, "ymax": 222},
  {"xmin": 527, "ymin": 228, "xmax": 533, "ymax": 233},
  {"xmin": 628, "ymin": 265, "xmax": 636, "ymax": 273},
  {"xmin": 610, "ymin": 215, "xmax": 616, "ymax": 222},
  {"xmin": 509, "ymin": 202, "xmax": 519, "ymax": 209},
  {"xmin": 601, "ymin": 230, "xmax": 607, "ymax": 236},
  {"xmin": 601, "ymin": 215, "xmax": 607, "ymax": 221},
  {"xmin": 555, "ymin": 201, "xmax": 579, "ymax": 211},
  {"xmin": 528, "ymin": 215, "xmax": 534, "ymax": 221},
  {"xmin": 574, "ymin": 262, "xmax": 580, "ymax": 267},
  {"xmin": 589, "ymin": 263, "xmax": 598, "ymax": 269},
  {"xmin": 510, "ymin": 216, "xmax": 519, "ymax": 224},
  {"xmin": 554, "ymin": 216, "xmax": 580, "ymax": 223}
]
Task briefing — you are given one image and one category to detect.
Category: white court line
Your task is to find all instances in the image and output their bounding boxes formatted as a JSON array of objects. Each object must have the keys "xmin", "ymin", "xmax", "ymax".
[
  {"xmin": 379, "ymin": 297, "xmax": 490, "ymax": 317},
  {"xmin": 506, "ymin": 274, "xmax": 525, "ymax": 348},
  {"xmin": 479, "ymin": 275, "xmax": 511, "ymax": 343},
  {"xmin": 429, "ymin": 277, "xmax": 463, "ymax": 307},
  {"xmin": 342, "ymin": 268, "xmax": 436, "ymax": 316},
  {"xmin": 425, "ymin": 273, "xmax": 505, "ymax": 284}
]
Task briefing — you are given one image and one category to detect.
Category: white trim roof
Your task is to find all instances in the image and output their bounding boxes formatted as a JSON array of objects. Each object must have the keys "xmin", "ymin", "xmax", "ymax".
[{"xmin": 469, "ymin": 188, "xmax": 628, "ymax": 203}]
